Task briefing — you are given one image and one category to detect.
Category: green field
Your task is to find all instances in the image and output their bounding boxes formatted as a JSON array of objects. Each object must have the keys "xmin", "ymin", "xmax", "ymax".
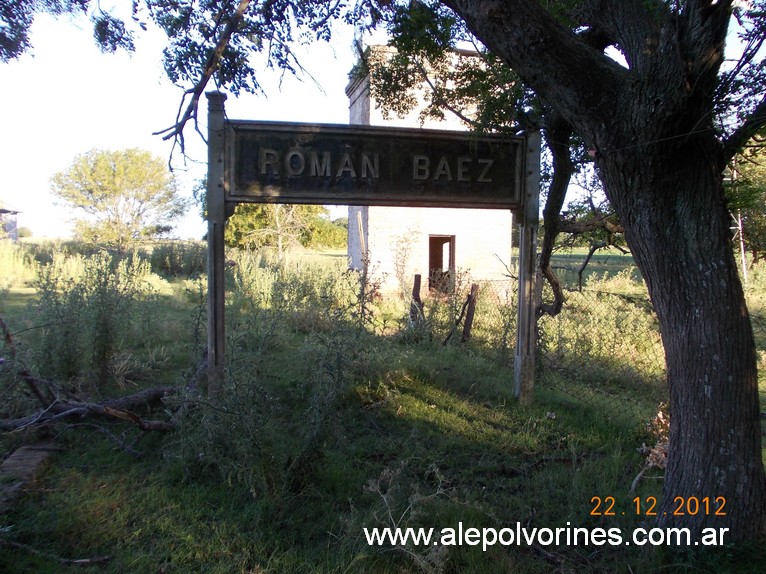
[{"xmin": 0, "ymin": 240, "xmax": 764, "ymax": 573}]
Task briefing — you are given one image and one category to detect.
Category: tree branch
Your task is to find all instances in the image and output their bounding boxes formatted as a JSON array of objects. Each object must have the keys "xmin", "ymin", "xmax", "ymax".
[
  {"xmin": 1, "ymin": 317, "xmax": 57, "ymax": 408},
  {"xmin": 0, "ymin": 385, "xmax": 177, "ymax": 432},
  {"xmin": 722, "ymin": 93, "xmax": 766, "ymax": 166},
  {"xmin": 413, "ymin": 58, "xmax": 481, "ymax": 129},
  {"xmin": 577, "ymin": 241, "xmax": 607, "ymax": 291},
  {"xmin": 441, "ymin": 0, "xmax": 626, "ymax": 142},
  {"xmin": 557, "ymin": 214, "xmax": 624, "ymax": 235},
  {"xmin": 538, "ymin": 110, "xmax": 574, "ymax": 317},
  {"xmin": 153, "ymin": 0, "xmax": 253, "ymax": 153}
]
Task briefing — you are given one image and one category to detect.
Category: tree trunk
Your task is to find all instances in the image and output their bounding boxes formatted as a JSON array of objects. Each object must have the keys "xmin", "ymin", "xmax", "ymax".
[
  {"xmin": 599, "ymin": 133, "xmax": 766, "ymax": 540},
  {"xmin": 440, "ymin": 0, "xmax": 766, "ymax": 541}
]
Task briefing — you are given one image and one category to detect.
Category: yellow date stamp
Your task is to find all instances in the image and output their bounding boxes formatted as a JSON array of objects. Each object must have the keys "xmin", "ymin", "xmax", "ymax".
[{"xmin": 590, "ymin": 496, "xmax": 727, "ymax": 517}]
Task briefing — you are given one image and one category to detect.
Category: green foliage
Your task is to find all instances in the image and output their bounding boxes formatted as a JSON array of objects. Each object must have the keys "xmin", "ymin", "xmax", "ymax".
[
  {"xmin": 0, "ymin": 240, "xmax": 37, "ymax": 290},
  {"xmin": 359, "ymin": 27, "xmax": 528, "ymax": 133},
  {"xmin": 166, "ymin": 248, "xmax": 375, "ymax": 502},
  {"xmin": 388, "ymin": 0, "xmax": 460, "ymax": 59},
  {"xmin": 2, "ymin": 243, "xmax": 766, "ymax": 572},
  {"xmin": 50, "ymin": 148, "xmax": 187, "ymax": 251},
  {"xmin": 726, "ymin": 140, "xmax": 766, "ymax": 261},
  {"xmin": 142, "ymin": 240, "xmax": 207, "ymax": 277},
  {"xmin": 538, "ymin": 267, "xmax": 667, "ymax": 423},
  {"xmin": 91, "ymin": 11, "xmax": 135, "ymax": 52},
  {"xmin": 224, "ymin": 203, "xmax": 346, "ymax": 253},
  {"xmin": 143, "ymin": 0, "xmax": 349, "ymax": 98},
  {"xmin": 28, "ymin": 250, "xmax": 163, "ymax": 392},
  {"xmin": 718, "ymin": 3, "xmax": 766, "ymax": 127},
  {"xmin": 20, "ymin": 238, "xmax": 207, "ymax": 278},
  {"xmin": 0, "ymin": 0, "xmax": 89, "ymax": 62},
  {"xmin": 305, "ymin": 214, "xmax": 347, "ymax": 249}
]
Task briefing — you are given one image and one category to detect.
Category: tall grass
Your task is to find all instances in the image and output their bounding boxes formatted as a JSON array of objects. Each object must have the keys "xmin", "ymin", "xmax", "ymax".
[
  {"xmin": 0, "ymin": 240, "xmax": 37, "ymax": 290},
  {"xmin": 28, "ymin": 251, "xmax": 168, "ymax": 393},
  {"xmin": 19, "ymin": 239, "xmax": 208, "ymax": 278},
  {"xmin": 142, "ymin": 240, "xmax": 207, "ymax": 277}
]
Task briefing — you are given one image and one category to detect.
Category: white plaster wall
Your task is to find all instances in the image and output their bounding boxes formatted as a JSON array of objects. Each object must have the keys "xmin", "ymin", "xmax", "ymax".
[
  {"xmin": 345, "ymin": 52, "xmax": 514, "ymax": 295},
  {"xmin": 364, "ymin": 207, "xmax": 513, "ymax": 294}
]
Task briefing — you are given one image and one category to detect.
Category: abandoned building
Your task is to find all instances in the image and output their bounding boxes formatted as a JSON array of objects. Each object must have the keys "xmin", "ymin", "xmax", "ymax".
[{"xmin": 345, "ymin": 54, "xmax": 515, "ymax": 295}]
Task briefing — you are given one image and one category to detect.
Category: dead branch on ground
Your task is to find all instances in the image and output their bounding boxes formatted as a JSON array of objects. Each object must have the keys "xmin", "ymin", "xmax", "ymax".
[
  {"xmin": 1, "ymin": 317, "xmax": 178, "ymax": 434},
  {"xmin": 0, "ymin": 537, "xmax": 111, "ymax": 567},
  {"xmin": 0, "ymin": 385, "xmax": 177, "ymax": 433}
]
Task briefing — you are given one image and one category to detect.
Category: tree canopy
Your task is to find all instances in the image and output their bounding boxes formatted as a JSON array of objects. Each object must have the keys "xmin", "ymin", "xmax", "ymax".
[
  {"xmin": 51, "ymin": 148, "xmax": 187, "ymax": 249},
  {"xmin": 224, "ymin": 204, "xmax": 346, "ymax": 255}
]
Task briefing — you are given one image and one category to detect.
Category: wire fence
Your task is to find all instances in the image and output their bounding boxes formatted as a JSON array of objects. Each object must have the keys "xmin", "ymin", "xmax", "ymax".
[
  {"xmin": 416, "ymin": 272, "xmax": 766, "ymax": 428},
  {"xmin": 536, "ymin": 287, "xmax": 666, "ymax": 424}
]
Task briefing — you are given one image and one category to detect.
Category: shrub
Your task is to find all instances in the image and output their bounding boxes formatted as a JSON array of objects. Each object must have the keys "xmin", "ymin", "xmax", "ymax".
[
  {"xmin": 144, "ymin": 241, "xmax": 207, "ymax": 277},
  {"xmin": 28, "ymin": 250, "xmax": 161, "ymax": 393},
  {"xmin": 0, "ymin": 240, "xmax": 37, "ymax": 289}
]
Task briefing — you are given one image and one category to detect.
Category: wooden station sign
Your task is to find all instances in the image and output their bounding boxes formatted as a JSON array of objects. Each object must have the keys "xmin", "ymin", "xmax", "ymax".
[{"xmin": 225, "ymin": 121, "xmax": 526, "ymax": 210}]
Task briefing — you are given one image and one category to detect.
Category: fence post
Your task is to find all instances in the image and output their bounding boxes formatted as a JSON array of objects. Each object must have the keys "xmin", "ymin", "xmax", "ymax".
[
  {"xmin": 461, "ymin": 284, "xmax": 480, "ymax": 342},
  {"xmin": 515, "ymin": 131, "xmax": 541, "ymax": 404},
  {"xmin": 206, "ymin": 91, "xmax": 228, "ymax": 398}
]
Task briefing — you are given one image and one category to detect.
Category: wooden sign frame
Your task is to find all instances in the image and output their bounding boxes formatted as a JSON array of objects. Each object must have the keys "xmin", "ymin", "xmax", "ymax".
[
  {"xmin": 205, "ymin": 92, "xmax": 540, "ymax": 402},
  {"xmin": 225, "ymin": 120, "xmax": 525, "ymax": 209}
]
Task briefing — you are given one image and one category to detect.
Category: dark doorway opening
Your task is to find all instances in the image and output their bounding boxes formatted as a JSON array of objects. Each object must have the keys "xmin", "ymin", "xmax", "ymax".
[{"xmin": 429, "ymin": 235, "xmax": 455, "ymax": 293}]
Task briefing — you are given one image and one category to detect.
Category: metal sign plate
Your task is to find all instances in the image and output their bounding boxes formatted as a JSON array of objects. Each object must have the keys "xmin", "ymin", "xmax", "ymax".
[{"xmin": 226, "ymin": 121, "xmax": 526, "ymax": 210}]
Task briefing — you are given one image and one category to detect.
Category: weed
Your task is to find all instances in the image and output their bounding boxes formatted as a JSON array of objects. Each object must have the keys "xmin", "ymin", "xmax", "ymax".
[
  {"xmin": 0, "ymin": 240, "xmax": 37, "ymax": 290},
  {"xmin": 27, "ymin": 250, "xmax": 162, "ymax": 393}
]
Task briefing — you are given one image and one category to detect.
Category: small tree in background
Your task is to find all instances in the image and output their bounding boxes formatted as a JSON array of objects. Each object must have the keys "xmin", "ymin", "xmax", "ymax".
[
  {"xmin": 51, "ymin": 148, "xmax": 187, "ymax": 250},
  {"xmin": 727, "ymin": 137, "xmax": 766, "ymax": 264},
  {"xmin": 192, "ymin": 180, "xmax": 346, "ymax": 256},
  {"xmin": 225, "ymin": 204, "xmax": 326, "ymax": 259}
]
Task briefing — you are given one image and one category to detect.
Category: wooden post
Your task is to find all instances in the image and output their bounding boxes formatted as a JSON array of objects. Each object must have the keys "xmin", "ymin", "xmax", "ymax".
[
  {"xmin": 461, "ymin": 284, "xmax": 479, "ymax": 342},
  {"xmin": 410, "ymin": 273, "xmax": 424, "ymax": 324},
  {"xmin": 515, "ymin": 131, "xmax": 541, "ymax": 404},
  {"xmin": 206, "ymin": 91, "xmax": 228, "ymax": 398}
]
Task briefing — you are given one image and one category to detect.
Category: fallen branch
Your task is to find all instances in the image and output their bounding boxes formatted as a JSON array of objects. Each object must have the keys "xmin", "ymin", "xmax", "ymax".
[
  {"xmin": 18, "ymin": 369, "xmax": 57, "ymax": 408},
  {"xmin": 153, "ymin": 0, "xmax": 253, "ymax": 154},
  {"xmin": 2, "ymin": 316, "xmax": 179, "ymax": 433},
  {"xmin": 1, "ymin": 386, "xmax": 177, "ymax": 433},
  {"xmin": 1, "ymin": 318, "xmax": 66, "ymax": 408}
]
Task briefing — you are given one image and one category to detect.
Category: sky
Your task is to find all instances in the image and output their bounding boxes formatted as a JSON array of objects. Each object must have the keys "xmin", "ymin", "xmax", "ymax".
[{"xmin": 0, "ymin": 12, "xmax": 358, "ymax": 239}]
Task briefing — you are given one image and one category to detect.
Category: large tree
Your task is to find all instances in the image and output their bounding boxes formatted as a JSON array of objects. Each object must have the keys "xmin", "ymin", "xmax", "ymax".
[
  {"xmin": 51, "ymin": 148, "xmax": 187, "ymax": 249},
  {"xmin": 8, "ymin": 0, "xmax": 766, "ymax": 542}
]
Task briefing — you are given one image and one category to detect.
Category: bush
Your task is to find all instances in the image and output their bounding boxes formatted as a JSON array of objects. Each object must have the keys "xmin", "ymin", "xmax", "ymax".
[
  {"xmin": 28, "ymin": 250, "xmax": 163, "ymax": 393},
  {"xmin": 143, "ymin": 241, "xmax": 207, "ymax": 277},
  {"xmin": 0, "ymin": 240, "xmax": 37, "ymax": 289}
]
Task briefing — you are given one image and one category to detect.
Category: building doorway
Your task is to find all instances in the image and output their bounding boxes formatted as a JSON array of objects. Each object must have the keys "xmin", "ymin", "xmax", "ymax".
[{"xmin": 428, "ymin": 235, "xmax": 455, "ymax": 293}]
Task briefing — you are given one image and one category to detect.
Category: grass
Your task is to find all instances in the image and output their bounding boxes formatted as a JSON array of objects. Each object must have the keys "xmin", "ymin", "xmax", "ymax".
[
  {"xmin": 2, "ymin": 355, "xmax": 652, "ymax": 573},
  {"xmin": 0, "ymin": 240, "xmax": 764, "ymax": 573},
  {"xmin": 548, "ymin": 246, "xmax": 640, "ymax": 290},
  {"xmin": 3, "ymin": 351, "xmax": 760, "ymax": 573}
]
